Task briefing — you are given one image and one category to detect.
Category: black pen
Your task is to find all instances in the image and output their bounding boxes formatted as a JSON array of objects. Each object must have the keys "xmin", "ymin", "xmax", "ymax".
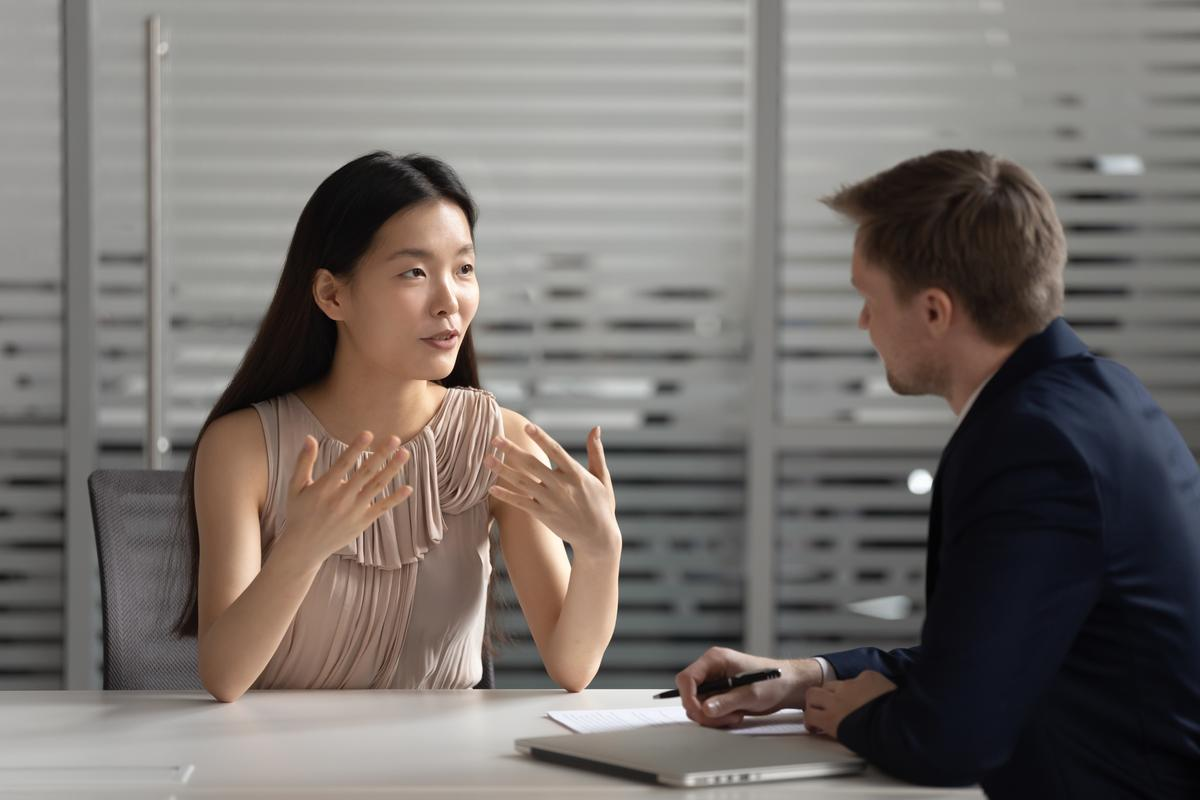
[{"xmin": 653, "ymin": 668, "xmax": 782, "ymax": 700}]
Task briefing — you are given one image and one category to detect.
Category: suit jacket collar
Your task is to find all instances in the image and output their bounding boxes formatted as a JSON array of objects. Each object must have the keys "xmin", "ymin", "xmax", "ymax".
[{"xmin": 943, "ymin": 317, "xmax": 1089, "ymax": 460}]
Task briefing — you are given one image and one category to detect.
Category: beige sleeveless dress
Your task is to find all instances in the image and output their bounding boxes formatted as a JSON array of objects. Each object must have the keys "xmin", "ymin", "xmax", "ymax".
[{"xmin": 249, "ymin": 387, "xmax": 501, "ymax": 690}]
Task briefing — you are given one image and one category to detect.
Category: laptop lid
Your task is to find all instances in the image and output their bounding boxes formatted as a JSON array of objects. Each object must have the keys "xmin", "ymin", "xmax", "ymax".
[{"xmin": 515, "ymin": 725, "xmax": 866, "ymax": 788}]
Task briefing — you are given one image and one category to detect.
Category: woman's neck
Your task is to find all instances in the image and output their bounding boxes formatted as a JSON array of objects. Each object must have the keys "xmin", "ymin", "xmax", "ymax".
[{"xmin": 296, "ymin": 351, "xmax": 446, "ymax": 446}]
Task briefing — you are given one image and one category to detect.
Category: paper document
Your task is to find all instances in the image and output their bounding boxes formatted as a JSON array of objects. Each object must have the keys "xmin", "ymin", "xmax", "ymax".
[{"xmin": 547, "ymin": 706, "xmax": 808, "ymax": 736}]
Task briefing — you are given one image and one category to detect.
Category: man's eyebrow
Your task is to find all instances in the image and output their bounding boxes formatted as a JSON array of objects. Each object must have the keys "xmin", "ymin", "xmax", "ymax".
[{"xmin": 387, "ymin": 243, "xmax": 475, "ymax": 260}]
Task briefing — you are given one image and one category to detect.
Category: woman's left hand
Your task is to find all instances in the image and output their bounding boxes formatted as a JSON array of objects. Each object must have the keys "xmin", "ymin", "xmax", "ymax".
[{"xmin": 485, "ymin": 423, "xmax": 620, "ymax": 558}]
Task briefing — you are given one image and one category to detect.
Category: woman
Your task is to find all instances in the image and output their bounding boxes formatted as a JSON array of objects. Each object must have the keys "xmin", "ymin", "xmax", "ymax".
[{"xmin": 177, "ymin": 152, "xmax": 621, "ymax": 702}]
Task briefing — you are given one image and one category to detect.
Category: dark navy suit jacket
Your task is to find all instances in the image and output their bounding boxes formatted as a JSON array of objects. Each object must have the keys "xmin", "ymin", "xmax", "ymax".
[{"xmin": 821, "ymin": 318, "xmax": 1200, "ymax": 798}]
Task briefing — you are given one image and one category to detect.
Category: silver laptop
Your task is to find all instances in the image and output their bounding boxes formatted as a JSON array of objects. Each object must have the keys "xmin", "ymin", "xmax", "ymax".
[{"xmin": 515, "ymin": 725, "xmax": 866, "ymax": 787}]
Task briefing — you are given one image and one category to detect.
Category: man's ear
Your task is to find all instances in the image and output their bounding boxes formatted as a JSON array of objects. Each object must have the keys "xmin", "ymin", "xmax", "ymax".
[
  {"xmin": 313, "ymin": 268, "xmax": 347, "ymax": 321},
  {"xmin": 922, "ymin": 288, "xmax": 954, "ymax": 338}
]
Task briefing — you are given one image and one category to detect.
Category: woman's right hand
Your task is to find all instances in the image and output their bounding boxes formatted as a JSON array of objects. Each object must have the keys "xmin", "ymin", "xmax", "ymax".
[
  {"xmin": 278, "ymin": 432, "xmax": 413, "ymax": 568},
  {"xmin": 674, "ymin": 647, "xmax": 825, "ymax": 728}
]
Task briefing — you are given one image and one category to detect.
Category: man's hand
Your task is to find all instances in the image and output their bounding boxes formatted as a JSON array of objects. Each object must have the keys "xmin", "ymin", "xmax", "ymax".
[
  {"xmin": 674, "ymin": 647, "xmax": 824, "ymax": 728},
  {"xmin": 804, "ymin": 670, "xmax": 897, "ymax": 738}
]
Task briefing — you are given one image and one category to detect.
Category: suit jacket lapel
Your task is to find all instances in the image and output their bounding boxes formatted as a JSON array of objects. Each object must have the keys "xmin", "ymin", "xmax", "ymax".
[
  {"xmin": 921, "ymin": 317, "xmax": 1089, "ymax": 604},
  {"xmin": 925, "ymin": 468, "xmax": 944, "ymax": 601}
]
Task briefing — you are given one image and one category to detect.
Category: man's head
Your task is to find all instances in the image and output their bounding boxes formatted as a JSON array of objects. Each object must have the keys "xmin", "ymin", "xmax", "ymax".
[{"xmin": 824, "ymin": 149, "xmax": 1067, "ymax": 398}]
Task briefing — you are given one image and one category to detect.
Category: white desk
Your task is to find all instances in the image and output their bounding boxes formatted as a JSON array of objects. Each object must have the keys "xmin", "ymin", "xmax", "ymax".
[{"xmin": 0, "ymin": 689, "xmax": 984, "ymax": 798}]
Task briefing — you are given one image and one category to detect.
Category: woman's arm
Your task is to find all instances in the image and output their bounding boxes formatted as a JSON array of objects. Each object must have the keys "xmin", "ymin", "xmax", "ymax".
[
  {"xmin": 195, "ymin": 416, "xmax": 411, "ymax": 702},
  {"xmin": 487, "ymin": 408, "xmax": 621, "ymax": 692}
]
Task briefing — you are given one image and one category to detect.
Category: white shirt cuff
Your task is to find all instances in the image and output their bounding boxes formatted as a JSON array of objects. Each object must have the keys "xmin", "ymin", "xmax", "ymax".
[{"xmin": 814, "ymin": 656, "xmax": 834, "ymax": 685}]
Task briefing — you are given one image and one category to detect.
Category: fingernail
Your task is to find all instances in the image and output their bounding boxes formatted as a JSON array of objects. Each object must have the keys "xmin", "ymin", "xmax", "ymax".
[
  {"xmin": 525, "ymin": 423, "xmax": 537, "ymax": 434},
  {"xmin": 704, "ymin": 699, "xmax": 720, "ymax": 714},
  {"xmin": 491, "ymin": 436, "xmax": 505, "ymax": 448},
  {"xmin": 596, "ymin": 426, "xmax": 602, "ymax": 439},
  {"xmin": 388, "ymin": 436, "xmax": 401, "ymax": 449}
]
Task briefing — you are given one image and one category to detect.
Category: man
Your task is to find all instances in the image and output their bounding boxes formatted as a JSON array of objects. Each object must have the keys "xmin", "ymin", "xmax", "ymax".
[{"xmin": 676, "ymin": 150, "xmax": 1200, "ymax": 798}]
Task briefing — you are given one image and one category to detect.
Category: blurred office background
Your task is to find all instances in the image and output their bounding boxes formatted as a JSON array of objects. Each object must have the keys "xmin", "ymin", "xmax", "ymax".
[{"xmin": 2, "ymin": 0, "xmax": 1198, "ymax": 690}]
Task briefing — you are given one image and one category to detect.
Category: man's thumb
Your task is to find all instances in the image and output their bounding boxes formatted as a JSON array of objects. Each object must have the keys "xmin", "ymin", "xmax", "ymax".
[{"xmin": 702, "ymin": 685, "xmax": 761, "ymax": 717}]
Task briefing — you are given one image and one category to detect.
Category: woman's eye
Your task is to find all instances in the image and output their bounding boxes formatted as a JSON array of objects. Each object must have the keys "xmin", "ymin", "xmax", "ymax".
[
  {"xmin": 399, "ymin": 268, "xmax": 425, "ymax": 278},
  {"xmin": 459, "ymin": 264, "xmax": 475, "ymax": 276}
]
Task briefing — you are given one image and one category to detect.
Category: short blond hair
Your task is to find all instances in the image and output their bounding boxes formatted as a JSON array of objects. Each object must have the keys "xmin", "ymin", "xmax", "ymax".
[{"xmin": 822, "ymin": 150, "xmax": 1066, "ymax": 343}]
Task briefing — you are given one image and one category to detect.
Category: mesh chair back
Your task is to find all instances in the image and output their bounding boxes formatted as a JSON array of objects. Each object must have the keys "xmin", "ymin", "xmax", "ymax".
[
  {"xmin": 477, "ymin": 648, "xmax": 495, "ymax": 690},
  {"xmin": 87, "ymin": 469, "xmax": 496, "ymax": 690},
  {"xmin": 88, "ymin": 469, "xmax": 200, "ymax": 690}
]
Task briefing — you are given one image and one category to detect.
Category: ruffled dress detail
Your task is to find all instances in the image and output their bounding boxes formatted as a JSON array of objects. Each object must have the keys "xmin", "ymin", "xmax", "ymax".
[{"xmin": 250, "ymin": 387, "xmax": 501, "ymax": 690}]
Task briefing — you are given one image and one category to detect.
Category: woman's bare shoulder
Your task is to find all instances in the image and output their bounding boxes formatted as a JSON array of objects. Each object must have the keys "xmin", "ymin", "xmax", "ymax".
[
  {"xmin": 195, "ymin": 407, "xmax": 269, "ymax": 508},
  {"xmin": 497, "ymin": 405, "xmax": 532, "ymax": 438},
  {"xmin": 199, "ymin": 407, "xmax": 265, "ymax": 459}
]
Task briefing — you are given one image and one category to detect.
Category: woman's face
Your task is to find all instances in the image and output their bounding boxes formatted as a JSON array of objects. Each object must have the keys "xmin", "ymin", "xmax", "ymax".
[{"xmin": 316, "ymin": 198, "xmax": 479, "ymax": 380}]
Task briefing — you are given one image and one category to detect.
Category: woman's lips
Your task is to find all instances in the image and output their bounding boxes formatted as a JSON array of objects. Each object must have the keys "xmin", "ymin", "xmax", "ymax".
[{"xmin": 421, "ymin": 332, "xmax": 459, "ymax": 351}]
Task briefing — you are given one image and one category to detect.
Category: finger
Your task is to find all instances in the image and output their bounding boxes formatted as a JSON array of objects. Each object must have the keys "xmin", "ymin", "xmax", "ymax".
[
  {"xmin": 699, "ymin": 708, "xmax": 747, "ymax": 728},
  {"xmin": 350, "ymin": 438, "xmax": 400, "ymax": 494},
  {"xmin": 366, "ymin": 484, "xmax": 414, "ymax": 520},
  {"xmin": 685, "ymin": 705, "xmax": 731, "ymax": 730},
  {"xmin": 359, "ymin": 445, "xmax": 410, "ymax": 501},
  {"xmin": 523, "ymin": 423, "xmax": 583, "ymax": 476},
  {"xmin": 491, "ymin": 436, "xmax": 559, "ymax": 484},
  {"xmin": 675, "ymin": 647, "xmax": 736, "ymax": 719},
  {"xmin": 803, "ymin": 701, "xmax": 829, "ymax": 737},
  {"xmin": 677, "ymin": 646, "xmax": 738, "ymax": 685},
  {"xmin": 586, "ymin": 426, "xmax": 613, "ymax": 491},
  {"xmin": 484, "ymin": 452, "xmax": 549, "ymax": 498},
  {"xmin": 493, "ymin": 474, "xmax": 529, "ymax": 497},
  {"xmin": 317, "ymin": 431, "xmax": 374, "ymax": 486},
  {"xmin": 674, "ymin": 671, "xmax": 701, "ymax": 718},
  {"xmin": 700, "ymin": 682, "xmax": 772, "ymax": 719},
  {"xmin": 688, "ymin": 702, "xmax": 745, "ymax": 728},
  {"xmin": 289, "ymin": 435, "xmax": 319, "ymax": 496},
  {"xmin": 487, "ymin": 484, "xmax": 542, "ymax": 515},
  {"xmin": 683, "ymin": 698, "xmax": 723, "ymax": 728},
  {"xmin": 345, "ymin": 435, "xmax": 400, "ymax": 492}
]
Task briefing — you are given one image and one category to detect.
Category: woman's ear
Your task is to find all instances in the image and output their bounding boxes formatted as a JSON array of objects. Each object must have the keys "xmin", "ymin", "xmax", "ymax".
[{"xmin": 312, "ymin": 268, "xmax": 347, "ymax": 321}]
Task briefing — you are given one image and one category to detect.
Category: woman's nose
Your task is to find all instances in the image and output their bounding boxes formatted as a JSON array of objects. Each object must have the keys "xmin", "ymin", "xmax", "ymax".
[{"xmin": 431, "ymin": 277, "xmax": 459, "ymax": 317}]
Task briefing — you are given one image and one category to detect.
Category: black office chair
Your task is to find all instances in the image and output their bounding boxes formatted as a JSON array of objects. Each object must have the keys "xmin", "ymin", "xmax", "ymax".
[
  {"xmin": 477, "ymin": 646, "xmax": 495, "ymax": 690},
  {"xmin": 88, "ymin": 469, "xmax": 200, "ymax": 689},
  {"xmin": 88, "ymin": 469, "xmax": 495, "ymax": 690}
]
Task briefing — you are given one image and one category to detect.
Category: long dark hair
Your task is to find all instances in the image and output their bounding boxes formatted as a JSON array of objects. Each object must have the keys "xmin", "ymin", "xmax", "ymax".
[{"xmin": 175, "ymin": 151, "xmax": 486, "ymax": 638}]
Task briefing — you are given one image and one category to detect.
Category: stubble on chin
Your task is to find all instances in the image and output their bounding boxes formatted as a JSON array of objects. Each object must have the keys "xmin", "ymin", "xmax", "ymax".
[
  {"xmin": 884, "ymin": 368, "xmax": 911, "ymax": 396},
  {"xmin": 884, "ymin": 359, "xmax": 945, "ymax": 398}
]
